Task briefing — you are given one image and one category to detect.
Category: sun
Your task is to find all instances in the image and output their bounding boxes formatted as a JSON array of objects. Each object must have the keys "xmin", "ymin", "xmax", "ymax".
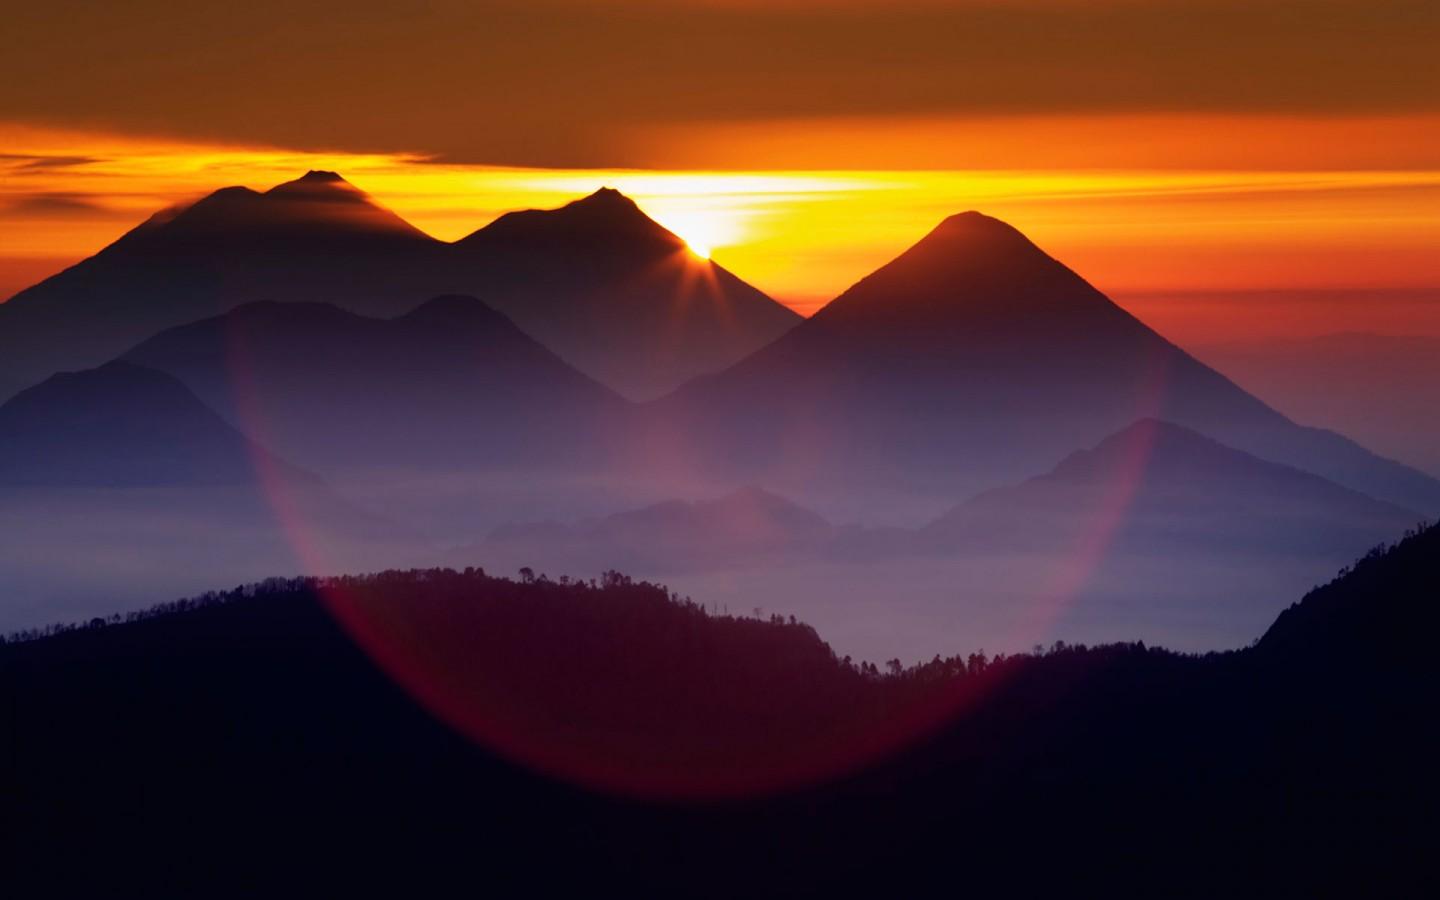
[
  {"xmin": 642, "ymin": 206, "xmax": 737, "ymax": 261},
  {"xmin": 664, "ymin": 214, "xmax": 720, "ymax": 259}
]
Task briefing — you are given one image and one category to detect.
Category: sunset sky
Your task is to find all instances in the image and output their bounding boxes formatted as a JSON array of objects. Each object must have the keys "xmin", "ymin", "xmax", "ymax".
[{"xmin": 3, "ymin": 0, "xmax": 1438, "ymax": 338}]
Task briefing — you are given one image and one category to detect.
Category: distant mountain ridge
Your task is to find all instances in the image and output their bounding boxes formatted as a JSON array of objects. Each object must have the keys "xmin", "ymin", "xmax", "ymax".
[
  {"xmin": 0, "ymin": 361, "xmax": 305, "ymax": 487},
  {"xmin": 0, "ymin": 359, "xmax": 419, "ymax": 628},
  {"xmin": 122, "ymin": 295, "xmax": 627, "ymax": 471},
  {"xmin": 477, "ymin": 420, "xmax": 1422, "ymax": 586},
  {"xmin": 0, "ymin": 174, "xmax": 797, "ymax": 401},
  {"xmin": 923, "ymin": 418, "xmax": 1425, "ymax": 558}
]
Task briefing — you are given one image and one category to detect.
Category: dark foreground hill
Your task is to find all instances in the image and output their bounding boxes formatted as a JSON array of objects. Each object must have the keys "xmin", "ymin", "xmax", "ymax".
[{"xmin": 3, "ymin": 525, "xmax": 1437, "ymax": 896}]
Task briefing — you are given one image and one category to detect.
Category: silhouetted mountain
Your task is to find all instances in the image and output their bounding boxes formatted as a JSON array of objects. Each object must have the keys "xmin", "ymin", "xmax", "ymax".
[
  {"xmin": 482, "ymin": 486, "xmax": 834, "ymax": 573},
  {"xmin": 0, "ymin": 172, "xmax": 447, "ymax": 399},
  {"xmin": 122, "ymin": 295, "xmax": 626, "ymax": 471},
  {"xmin": 0, "ymin": 361, "xmax": 304, "ymax": 487},
  {"xmin": 924, "ymin": 418, "xmax": 1424, "ymax": 558},
  {"xmin": 116, "ymin": 170, "xmax": 433, "ymax": 249},
  {"xmin": 4, "ymin": 526, "xmax": 1436, "ymax": 895},
  {"xmin": 647, "ymin": 213, "xmax": 1440, "ymax": 514},
  {"xmin": 0, "ymin": 176, "xmax": 794, "ymax": 402},
  {"xmin": 449, "ymin": 188, "xmax": 800, "ymax": 399}
]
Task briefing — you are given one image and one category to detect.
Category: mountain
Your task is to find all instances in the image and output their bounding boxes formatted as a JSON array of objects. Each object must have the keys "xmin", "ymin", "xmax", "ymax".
[
  {"xmin": 645, "ymin": 212, "xmax": 1440, "ymax": 515},
  {"xmin": 1257, "ymin": 520, "xmax": 1438, "ymax": 667},
  {"xmin": 5, "ymin": 527, "xmax": 1437, "ymax": 895},
  {"xmin": 0, "ymin": 171, "xmax": 446, "ymax": 399},
  {"xmin": 481, "ymin": 486, "xmax": 834, "ymax": 574},
  {"xmin": 448, "ymin": 188, "xmax": 800, "ymax": 399},
  {"xmin": 0, "ymin": 176, "xmax": 795, "ymax": 402},
  {"xmin": 0, "ymin": 361, "xmax": 306, "ymax": 487},
  {"xmin": 122, "ymin": 295, "xmax": 627, "ymax": 472},
  {"xmin": 0, "ymin": 361, "xmax": 413, "ymax": 627},
  {"xmin": 923, "ymin": 418, "xmax": 1425, "ymax": 558},
  {"xmin": 1195, "ymin": 332, "xmax": 1440, "ymax": 476}
]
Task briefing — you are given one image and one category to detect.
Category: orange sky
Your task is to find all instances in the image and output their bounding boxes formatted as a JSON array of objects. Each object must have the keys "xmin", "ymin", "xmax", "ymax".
[
  {"xmin": 3, "ymin": 124, "xmax": 1438, "ymax": 340},
  {"xmin": 3, "ymin": 1, "xmax": 1438, "ymax": 340}
]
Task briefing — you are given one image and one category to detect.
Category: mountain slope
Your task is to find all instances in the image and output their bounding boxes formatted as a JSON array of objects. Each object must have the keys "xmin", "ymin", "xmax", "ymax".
[
  {"xmin": 122, "ymin": 295, "xmax": 627, "ymax": 471},
  {"xmin": 0, "ymin": 176, "xmax": 795, "ymax": 403},
  {"xmin": 646, "ymin": 212, "xmax": 1440, "ymax": 514},
  {"xmin": 0, "ymin": 360, "xmax": 419, "ymax": 630},
  {"xmin": 923, "ymin": 418, "xmax": 1424, "ymax": 558},
  {"xmin": 449, "ymin": 188, "xmax": 800, "ymax": 399},
  {"xmin": 0, "ymin": 172, "xmax": 446, "ymax": 399},
  {"xmin": 1196, "ymin": 332, "xmax": 1440, "ymax": 476},
  {"xmin": 0, "ymin": 361, "xmax": 305, "ymax": 487}
]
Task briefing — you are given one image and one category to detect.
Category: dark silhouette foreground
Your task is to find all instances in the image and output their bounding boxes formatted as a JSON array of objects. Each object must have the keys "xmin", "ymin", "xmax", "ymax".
[{"xmin": 3, "ymin": 525, "xmax": 1437, "ymax": 896}]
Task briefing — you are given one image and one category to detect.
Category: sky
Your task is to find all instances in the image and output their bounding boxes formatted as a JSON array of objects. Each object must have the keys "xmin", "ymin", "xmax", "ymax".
[{"xmin": 2, "ymin": 0, "xmax": 1438, "ymax": 336}]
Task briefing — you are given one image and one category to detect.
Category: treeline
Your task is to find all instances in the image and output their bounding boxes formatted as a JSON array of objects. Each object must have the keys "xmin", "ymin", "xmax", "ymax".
[
  {"xmin": 2, "ymin": 564, "xmax": 1182, "ymax": 680},
  {"xmin": 3, "ymin": 526, "xmax": 1437, "ymax": 896}
]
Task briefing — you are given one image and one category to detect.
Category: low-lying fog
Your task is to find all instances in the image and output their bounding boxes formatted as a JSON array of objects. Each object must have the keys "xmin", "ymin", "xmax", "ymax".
[{"xmin": 0, "ymin": 473, "xmax": 1369, "ymax": 664}]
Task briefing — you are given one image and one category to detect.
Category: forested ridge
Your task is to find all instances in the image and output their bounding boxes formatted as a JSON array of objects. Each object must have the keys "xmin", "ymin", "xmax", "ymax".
[{"xmin": 3, "ymin": 526, "xmax": 1436, "ymax": 896}]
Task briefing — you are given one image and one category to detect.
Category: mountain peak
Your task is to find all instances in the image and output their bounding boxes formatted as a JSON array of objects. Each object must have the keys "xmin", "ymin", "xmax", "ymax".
[
  {"xmin": 461, "ymin": 187, "xmax": 683, "ymax": 251},
  {"xmin": 109, "ymin": 171, "xmax": 433, "ymax": 248},
  {"xmin": 297, "ymin": 169, "xmax": 346, "ymax": 184},
  {"xmin": 265, "ymin": 169, "xmax": 363, "ymax": 200},
  {"xmin": 1047, "ymin": 417, "xmax": 1362, "ymax": 494},
  {"xmin": 806, "ymin": 210, "xmax": 1118, "ymax": 336},
  {"xmin": 579, "ymin": 186, "xmax": 630, "ymax": 203},
  {"xmin": 915, "ymin": 210, "xmax": 1049, "ymax": 261},
  {"xmin": 399, "ymin": 294, "xmax": 514, "ymax": 331}
]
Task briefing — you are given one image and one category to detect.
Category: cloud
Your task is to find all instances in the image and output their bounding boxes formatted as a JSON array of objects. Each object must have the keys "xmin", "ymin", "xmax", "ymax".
[
  {"xmin": 0, "ymin": 153, "xmax": 102, "ymax": 171},
  {"xmin": 0, "ymin": 0, "xmax": 1435, "ymax": 167},
  {"xmin": 6, "ymin": 192, "xmax": 111, "ymax": 216}
]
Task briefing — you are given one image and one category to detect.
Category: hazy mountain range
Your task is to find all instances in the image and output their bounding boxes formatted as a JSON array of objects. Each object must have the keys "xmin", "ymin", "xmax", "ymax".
[
  {"xmin": 0, "ymin": 361, "xmax": 413, "ymax": 627},
  {"xmin": 123, "ymin": 295, "xmax": 626, "ymax": 472},
  {"xmin": 485, "ymin": 420, "xmax": 1421, "ymax": 575},
  {"xmin": 0, "ymin": 361, "xmax": 304, "ymax": 488},
  {"xmin": 0, "ymin": 171, "xmax": 1434, "ymax": 652},
  {"xmin": 642, "ymin": 211, "xmax": 1440, "ymax": 515},
  {"xmin": 472, "ymin": 420, "xmax": 1421, "ymax": 655},
  {"xmin": 921, "ymin": 418, "xmax": 1422, "ymax": 559},
  {"xmin": 0, "ymin": 172, "xmax": 797, "ymax": 402}
]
